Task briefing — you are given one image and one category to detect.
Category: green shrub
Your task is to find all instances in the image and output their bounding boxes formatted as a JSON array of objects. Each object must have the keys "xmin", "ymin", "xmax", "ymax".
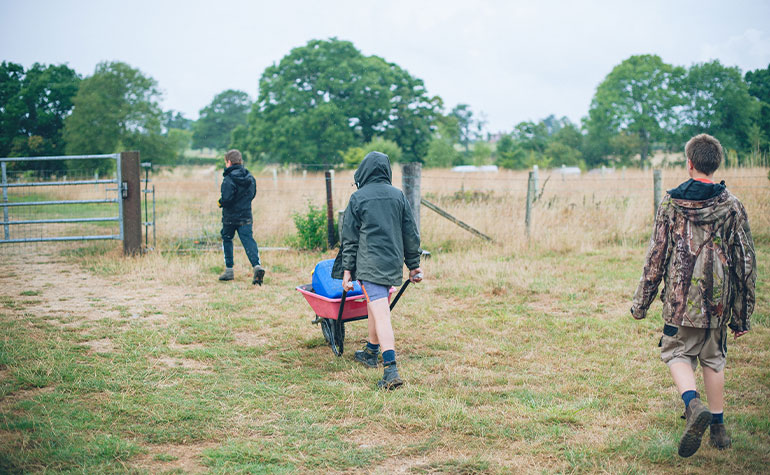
[{"xmin": 291, "ymin": 202, "xmax": 335, "ymax": 250}]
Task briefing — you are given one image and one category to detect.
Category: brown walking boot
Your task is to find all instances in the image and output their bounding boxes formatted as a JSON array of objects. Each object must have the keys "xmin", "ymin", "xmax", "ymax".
[
  {"xmin": 709, "ymin": 423, "xmax": 732, "ymax": 450},
  {"xmin": 218, "ymin": 268, "xmax": 234, "ymax": 281},
  {"xmin": 678, "ymin": 398, "xmax": 711, "ymax": 457}
]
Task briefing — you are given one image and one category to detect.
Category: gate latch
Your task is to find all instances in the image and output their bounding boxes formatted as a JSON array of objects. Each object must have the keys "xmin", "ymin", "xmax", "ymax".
[{"xmin": 121, "ymin": 182, "xmax": 128, "ymax": 198}]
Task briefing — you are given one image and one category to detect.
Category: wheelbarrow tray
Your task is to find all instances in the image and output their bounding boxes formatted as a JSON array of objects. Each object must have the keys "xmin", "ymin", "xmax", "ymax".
[{"xmin": 296, "ymin": 284, "xmax": 395, "ymax": 321}]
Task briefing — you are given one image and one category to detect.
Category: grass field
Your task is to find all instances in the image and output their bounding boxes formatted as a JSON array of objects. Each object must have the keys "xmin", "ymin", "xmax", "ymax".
[{"xmin": 1, "ymin": 165, "xmax": 768, "ymax": 473}]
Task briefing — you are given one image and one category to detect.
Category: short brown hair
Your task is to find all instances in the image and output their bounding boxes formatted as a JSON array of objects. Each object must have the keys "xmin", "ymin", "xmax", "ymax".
[
  {"xmin": 225, "ymin": 149, "xmax": 243, "ymax": 165},
  {"xmin": 685, "ymin": 134, "xmax": 722, "ymax": 175}
]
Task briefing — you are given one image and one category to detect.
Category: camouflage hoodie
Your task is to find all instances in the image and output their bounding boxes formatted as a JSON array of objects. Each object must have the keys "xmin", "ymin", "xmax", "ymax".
[{"xmin": 631, "ymin": 183, "xmax": 755, "ymax": 331}]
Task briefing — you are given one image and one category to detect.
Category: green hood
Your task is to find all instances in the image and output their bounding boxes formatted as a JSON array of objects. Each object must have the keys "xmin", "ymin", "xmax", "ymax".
[{"xmin": 354, "ymin": 151, "xmax": 392, "ymax": 188}]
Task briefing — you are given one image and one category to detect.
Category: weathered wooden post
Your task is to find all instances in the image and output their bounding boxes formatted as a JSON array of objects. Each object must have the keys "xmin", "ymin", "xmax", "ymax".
[
  {"xmin": 325, "ymin": 170, "xmax": 336, "ymax": 248},
  {"xmin": 120, "ymin": 151, "xmax": 141, "ymax": 255},
  {"xmin": 653, "ymin": 169, "xmax": 662, "ymax": 214},
  {"xmin": 526, "ymin": 171, "xmax": 535, "ymax": 238},
  {"xmin": 337, "ymin": 210, "xmax": 344, "ymax": 246},
  {"xmin": 272, "ymin": 168, "xmax": 278, "ymax": 189},
  {"xmin": 402, "ymin": 162, "xmax": 421, "ymax": 232},
  {"xmin": 532, "ymin": 165, "xmax": 539, "ymax": 196}
]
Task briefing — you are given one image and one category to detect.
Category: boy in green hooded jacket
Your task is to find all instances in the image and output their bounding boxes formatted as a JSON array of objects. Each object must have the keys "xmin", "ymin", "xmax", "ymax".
[{"xmin": 332, "ymin": 151, "xmax": 422, "ymax": 389}]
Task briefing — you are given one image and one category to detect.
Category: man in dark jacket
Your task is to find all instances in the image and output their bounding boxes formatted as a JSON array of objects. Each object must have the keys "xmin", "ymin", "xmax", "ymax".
[
  {"xmin": 332, "ymin": 151, "xmax": 422, "ymax": 389},
  {"xmin": 218, "ymin": 149, "xmax": 265, "ymax": 285},
  {"xmin": 631, "ymin": 134, "xmax": 755, "ymax": 457}
]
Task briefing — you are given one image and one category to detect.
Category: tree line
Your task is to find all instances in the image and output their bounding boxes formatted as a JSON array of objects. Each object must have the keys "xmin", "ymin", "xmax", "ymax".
[{"xmin": 2, "ymin": 39, "xmax": 768, "ymax": 175}]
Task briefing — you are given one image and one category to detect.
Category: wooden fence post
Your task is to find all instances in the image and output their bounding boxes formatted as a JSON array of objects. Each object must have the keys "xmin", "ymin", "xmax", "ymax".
[
  {"xmin": 338, "ymin": 210, "xmax": 344, "ymax": 246},
  {"xmin": 402, "ymin": 162, "xmax": 421, "ymax": 233},
  {"xmin": 121, "ymin": 151, "xmax": 141, "ymax": 255},
  {"xmin": 325, "ymin": 170, "xmax": 337, "ymax": 248},
  {"xmin": 526, "ymin": 171, "xmax": 535, "ymax": 238},
  {"xmin": 653, "ymin": 169, "xmax": 662, "ymax": 215}
]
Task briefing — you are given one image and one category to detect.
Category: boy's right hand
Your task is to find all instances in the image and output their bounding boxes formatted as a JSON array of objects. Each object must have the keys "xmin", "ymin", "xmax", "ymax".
[
  {"xmin": 342, "ymin": 270, "xmax": 354, "ymax": 291},
  {"xmin": 409, "ymin": 268, "xmax": 423, "ymax": 283}
]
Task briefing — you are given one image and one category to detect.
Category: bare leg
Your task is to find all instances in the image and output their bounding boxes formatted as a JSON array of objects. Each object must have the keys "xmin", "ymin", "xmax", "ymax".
[
  {"xmin": 367, "ymin": 298, "xmax": 395, "ymax": 352},
  {"xmin": 669, "ymin": 362, "xmax": 697, "ymax": 395},
  {"xmin": 367, "ymin": 309, "xmax": 379, "ymax": 345},
  {"xmin": 702, "ymin": 367, "xmax": 725, "ymax": 413}
]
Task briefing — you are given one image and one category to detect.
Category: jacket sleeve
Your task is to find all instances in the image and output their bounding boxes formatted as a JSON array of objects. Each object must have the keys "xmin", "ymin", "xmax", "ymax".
[
  {"xmin": 631, "ymin": 200, "xmax": 671, "ymax": 319},
  {"xmin": 249, "ymin": 176, "xmax": 256, "ymax": 200},
  {"xmin": 219, "ymin": 177, "xmax": 236, "ymax": 207},
  {"xmin": 728, "ymin": 207, "xmax": 756, "ymax": 332},
  {"xmin": 340, "ymin": 198, "xmax": 361, "ymax": 277},
  {"xmin": 402, "ymin": 196, "xmax": 421, "ymax": 270}
]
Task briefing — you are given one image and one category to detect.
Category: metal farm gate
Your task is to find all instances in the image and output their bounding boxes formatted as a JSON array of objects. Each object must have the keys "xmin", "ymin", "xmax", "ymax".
[{"xmin": 0, "ymin": 152, "xmax": 144, "ymax": 254}]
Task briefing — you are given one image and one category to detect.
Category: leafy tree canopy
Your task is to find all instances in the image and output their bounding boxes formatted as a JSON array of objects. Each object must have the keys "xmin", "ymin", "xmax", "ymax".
[
  {"xmin": 745, "ymin": 64, "xmax": 770, "ymax": 152},
  {"xmin": 192, "ymin": 89, "xmax": 252, "ymax": 150},
  {"xmin": 0, "ymin": 62, "xmax": 80, "ymax": 172},
  {"xmin": 64, "ymin": 61, "xmax": 172, "ymax": 172},
  {"xmin": 585, "ymin": 54, "xmax": 685, "ymax": 165},
  {"xmin": 242, "ymin": 38, "xmax": 440, "ymax": 167}
]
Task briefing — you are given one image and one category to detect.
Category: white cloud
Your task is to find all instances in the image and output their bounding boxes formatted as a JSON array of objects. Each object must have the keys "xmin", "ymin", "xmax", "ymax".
[{"xmin": 700, "ymin": 28, "xmax": 770, "ymax": 73}]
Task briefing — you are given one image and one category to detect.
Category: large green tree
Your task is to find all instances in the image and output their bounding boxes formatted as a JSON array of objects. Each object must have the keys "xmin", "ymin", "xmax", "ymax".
[
  {"xmin": 745, "ymin": 64, "xmax": 770, "ymax": 153},
  {"xmin": 0, "ymin": 62, "xmax": 80, "ymax": 170},
  {"xmin": 585, "ymin": 54, "xmax": 685, "ymax": 166},
  {"xmin": 242, "ymin": 38, "xmax": 439, "ymax": 167},
  {"xmin": 678, "ymin": 60, "xmax": 757, "ymax": 153},
  {"xmin": 64, "ymin": 61, "xmax": 171, "ymax": 171},
  {"xmin": 192, "ymin": 89, "xmax": 252, "ymax": 150}
]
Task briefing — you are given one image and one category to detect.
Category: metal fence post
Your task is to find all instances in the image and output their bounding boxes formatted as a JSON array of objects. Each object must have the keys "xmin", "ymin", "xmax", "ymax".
[
  {"xmin": 653, "ymin": 169, "xmax": 662, "ymax": 215},
  {"xmin": 121, "ymin": 151, "xmax": 141, "ymax": 255},
  {"xmin": 402, "ymin": 162, "xmax": 422, "ymax": 233},
  {"xmin": 526, "ymin": 171, "xmax": 535, "ymax": 238},
  {"xmin": 2, "ymin": 162, "xmax": 9, "ymax": 240}
]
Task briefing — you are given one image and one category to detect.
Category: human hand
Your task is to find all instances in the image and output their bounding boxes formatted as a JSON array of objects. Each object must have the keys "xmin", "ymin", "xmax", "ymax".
[
  {"xmin": 732, "ymin": 329, "xmax": 749, "ymax": 339},
  {"xmin": 409, "ymin": 268, "xmax": 423, "ymax": 283},
  {"xmin": 342, "ymin": 270, "xmax": 354, "ymax": 291}
]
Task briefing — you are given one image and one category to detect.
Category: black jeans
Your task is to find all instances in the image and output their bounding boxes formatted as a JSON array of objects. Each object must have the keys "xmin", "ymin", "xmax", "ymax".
[{"xmin": 221, "ymin": 221, "xmax": 260, "ymax": 268}]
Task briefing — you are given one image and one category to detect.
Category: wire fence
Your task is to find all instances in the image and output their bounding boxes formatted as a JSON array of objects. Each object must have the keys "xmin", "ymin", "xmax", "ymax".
[{"xmin": 1, "ymin": 163, "xmax": 768, "ymax": 256}]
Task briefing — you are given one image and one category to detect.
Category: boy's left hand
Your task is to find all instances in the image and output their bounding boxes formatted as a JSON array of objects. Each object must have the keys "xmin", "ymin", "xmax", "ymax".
[{"xmin": 732, "ymin": 329, "xmax": 749, "ymax": 339}]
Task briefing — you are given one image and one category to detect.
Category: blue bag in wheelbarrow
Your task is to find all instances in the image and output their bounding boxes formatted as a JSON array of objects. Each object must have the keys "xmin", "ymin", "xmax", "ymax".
[{"xmin": 311, "ymin": 259, "xmax": 363, "ymax": 299}]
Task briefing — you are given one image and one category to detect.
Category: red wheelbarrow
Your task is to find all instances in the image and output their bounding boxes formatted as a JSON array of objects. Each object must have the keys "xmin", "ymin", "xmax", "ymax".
[{"xmin": 296, "ymin": 280, "xmax": 412, "ymax": 356}]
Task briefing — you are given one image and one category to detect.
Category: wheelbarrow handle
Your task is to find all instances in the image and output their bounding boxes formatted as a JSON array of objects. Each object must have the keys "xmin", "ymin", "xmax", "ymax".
[
  {"xmin": 389, "ymin": 280, "xmax": 411, "ymax": 311},
  {"xmin": 338, "ymin": 290, "xmax": 347, "ymax": 320}
]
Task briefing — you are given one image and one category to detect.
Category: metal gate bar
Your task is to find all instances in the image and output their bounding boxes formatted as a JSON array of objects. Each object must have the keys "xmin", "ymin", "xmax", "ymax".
[{"xmin": 0, "ymin": 153, "xmax": 122, "ymax": 244}]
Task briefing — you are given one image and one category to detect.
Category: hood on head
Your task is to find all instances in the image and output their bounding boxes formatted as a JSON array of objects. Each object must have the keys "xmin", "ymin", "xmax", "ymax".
[{"xmin": 354, "ymin": 151, "xmax": 392, "ymax": 188}]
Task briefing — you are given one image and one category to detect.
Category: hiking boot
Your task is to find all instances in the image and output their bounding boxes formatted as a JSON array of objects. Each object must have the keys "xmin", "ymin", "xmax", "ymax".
[
  {"xmin": 252, "ymin": 265, "xmax": 265, "ymax": 286},
  {"xmin": 218, "ymin": 268, "xmax": 234, "ymax": 281},
  {"xmin": 377, "ymin": 364, "xmax": 403, "ymax": 390},
  {"xmin": 709, "ymin": 423, "xmax": 732, "ymax": 450},
  {"xmin": 354, "ymin": 345, "xmax": 379, "ymax": 368},
  {"xmin": 678, "ymin": 398, "xmax": 711, "ymax": 457}
]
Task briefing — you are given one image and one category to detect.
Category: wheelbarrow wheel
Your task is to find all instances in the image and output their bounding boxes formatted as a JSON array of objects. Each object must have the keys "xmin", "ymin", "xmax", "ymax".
[
  {"xmin": 320, "ymin": 317, "xmax": 333, "ymax": 344},
  {"xmin": 321, "ymin": 318, "xmax": 345, "ymax": 356}
]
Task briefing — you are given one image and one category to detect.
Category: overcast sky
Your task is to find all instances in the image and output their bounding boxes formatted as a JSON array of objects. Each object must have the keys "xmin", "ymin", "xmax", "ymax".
[{"xmin": 2, "ymin": 0, "xmax": 769, "ymax": 133}]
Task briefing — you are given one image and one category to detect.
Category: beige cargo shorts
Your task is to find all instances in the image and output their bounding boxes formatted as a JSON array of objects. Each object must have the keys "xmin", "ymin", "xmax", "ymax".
[{"xmin": 660, "ymin": 324, "xmax": 727, "ymax": 372}]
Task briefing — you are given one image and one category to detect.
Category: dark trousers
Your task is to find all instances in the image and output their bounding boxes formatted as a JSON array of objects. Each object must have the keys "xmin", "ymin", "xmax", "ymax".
[{"xmin": 221, "ymin": 221, "xmax": 260, "ymax": 268}]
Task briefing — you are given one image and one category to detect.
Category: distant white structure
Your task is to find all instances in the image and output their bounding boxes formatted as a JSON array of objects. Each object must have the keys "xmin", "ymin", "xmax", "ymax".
[
  {"xmin": 451, "ymin": 165, "xmax": 499, "ymax": 173},
  {"xmin": 559, "ymin": 165, "xmax": 581, "ymax": 176},
  {"xmin": 588, "ymin": 166, "xmax": 615, "ymax": 175}
]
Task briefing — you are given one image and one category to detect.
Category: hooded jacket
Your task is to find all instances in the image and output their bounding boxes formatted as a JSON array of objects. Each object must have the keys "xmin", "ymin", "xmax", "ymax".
[
  {"xmin": 631, "ymin": 182, "xmax": 755, "ymax": 332},
  {"xmin": 220, "ymin": 164, "xmax": 256, "ymax": 224},
  {"xmin": 331, "ymin": 152, "xmax": 421, "ymax": 287}
]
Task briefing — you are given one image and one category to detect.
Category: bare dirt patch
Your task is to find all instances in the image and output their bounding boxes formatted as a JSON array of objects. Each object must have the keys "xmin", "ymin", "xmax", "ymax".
[
  {"xmin": 150, "ymin": 357, "xmax": 211, "ymax": 372},
  {"xmin": 132, "ymin": 441, "xmax": 219, "ymax": 474},
  {"xmin": 0, "ymin": 386, "xmax": 56, "ymax": 411},
  {"xmin": 233, "ymin": 331, "xmax": 268, "ymax": 347},
  {"xmin": 83, "ymin": 338, "xmax": 115, "ymax": 353}
]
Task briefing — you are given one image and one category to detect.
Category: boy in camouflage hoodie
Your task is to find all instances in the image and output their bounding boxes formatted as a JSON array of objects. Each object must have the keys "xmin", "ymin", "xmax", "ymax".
[{"xmin": 631, "ymin": 134, "xmax": 755, "ymax": 458}]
